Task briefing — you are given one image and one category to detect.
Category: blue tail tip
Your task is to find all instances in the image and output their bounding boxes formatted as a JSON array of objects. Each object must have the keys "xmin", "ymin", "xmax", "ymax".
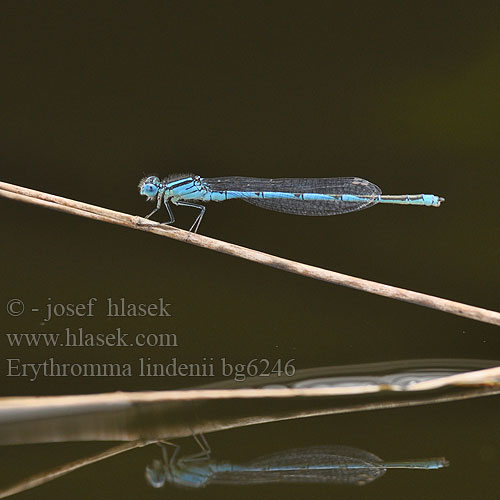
[{"xmin": 424, "ymin": 194, "xmax": 445, "ymax": 207}]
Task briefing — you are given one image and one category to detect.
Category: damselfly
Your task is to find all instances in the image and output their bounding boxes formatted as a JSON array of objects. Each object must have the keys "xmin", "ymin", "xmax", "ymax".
[
  {"xmin": 139, "ymin": 174, "xmax": 445, "ymax": 232},
  {"xmin": 145, "ymin": 436, "xmax": 448, "ymax": 488}
]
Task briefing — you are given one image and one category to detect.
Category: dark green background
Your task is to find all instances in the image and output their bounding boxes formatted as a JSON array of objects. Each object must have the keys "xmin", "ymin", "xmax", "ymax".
[{"xmin": 0, "ymin": 2, "xmax": 499, "ymax": 499}]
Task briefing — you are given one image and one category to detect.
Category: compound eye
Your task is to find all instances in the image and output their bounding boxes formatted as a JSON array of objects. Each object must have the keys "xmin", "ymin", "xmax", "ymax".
[
  {"xmin": 145, "ymin": 460, "xmax": 166, "ymax": 488},
  {"xmin": 141, "ymin": 183, "xmax": 158, "ymax": 197}
]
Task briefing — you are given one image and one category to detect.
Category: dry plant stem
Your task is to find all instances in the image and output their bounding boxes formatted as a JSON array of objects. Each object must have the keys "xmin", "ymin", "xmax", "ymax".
[{"xmin": 1, "ymin": 181, "xmax": 499, "ymax": 326}]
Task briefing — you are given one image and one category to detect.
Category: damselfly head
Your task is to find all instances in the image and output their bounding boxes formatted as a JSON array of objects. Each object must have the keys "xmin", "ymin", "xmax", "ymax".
[
  {"xmin": 139, "ymin": 176, "xmax": 161, "ymax": 200},
  {"xmin": 145, "ymin": 459, "xmax": 168, "ymax": 488}
]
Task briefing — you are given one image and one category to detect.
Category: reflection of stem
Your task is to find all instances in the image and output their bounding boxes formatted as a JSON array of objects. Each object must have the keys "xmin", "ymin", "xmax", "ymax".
[
  {"xmin": 0, "ymin": 368, "xmax": 498, "ymax": 444},
  {"xmin": 0, "ymin": 440, "xmax": 154, "ymax": 499},
  {"xmin": 408, "ymin": 365, "xmax": 500, "ymax": 390},
  {"xmin": 1, "ymin": 180, "xmax": 499, "ymax": 326},
  {"xmin": 379, "ymin": 458, "xmax": 449, "ymax": 469}
]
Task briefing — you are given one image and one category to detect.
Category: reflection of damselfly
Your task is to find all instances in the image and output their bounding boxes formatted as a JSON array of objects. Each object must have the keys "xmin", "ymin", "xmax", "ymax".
[
  {"xmin": 139, "ymin": 175, "xmax": 445, "ymax": 232},
  {"xmin": 146, "ymin": 435, "xmax": 449, "ymax": 488}
]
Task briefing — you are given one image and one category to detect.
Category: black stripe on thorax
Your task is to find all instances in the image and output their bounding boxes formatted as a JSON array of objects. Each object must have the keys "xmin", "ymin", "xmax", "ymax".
[{"xmin": 168, "ymin": 178, "xmax": 194, "ymax": 189}]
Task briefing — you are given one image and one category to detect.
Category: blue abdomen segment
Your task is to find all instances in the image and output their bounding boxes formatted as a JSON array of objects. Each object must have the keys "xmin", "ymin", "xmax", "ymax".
[
  {"xmin": 203, "ymin": 189, "xmax": 443, "ymax": 215},
  {"xmin": 199, "ymin": 176, "xmax": 444, "ymax": 216},
  {"xmin": 210, "ymin": 191, "xmax": 341, "ymax": 202},
  {"xmin": 212, "ymin": 191, "xmax": 443, "ymax": 207},
  {"xmin": 378, "ymin": 194, "xmax": 443, "ymax": 207},
  {"xmin": 200, "ymin": 176, "xmax": 381, "ymax": 215}
]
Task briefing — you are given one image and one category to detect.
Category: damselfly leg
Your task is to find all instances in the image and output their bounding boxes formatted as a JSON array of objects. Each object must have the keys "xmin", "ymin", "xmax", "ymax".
[{"xmin": 173, "ymin": 200, "xmax": 206, "ymax": 233}]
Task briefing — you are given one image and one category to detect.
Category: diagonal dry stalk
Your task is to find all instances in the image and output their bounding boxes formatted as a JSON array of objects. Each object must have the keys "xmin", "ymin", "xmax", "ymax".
[
  {"xmin": 1, "ymin": 180, "xmax": 499, "ymax": 326},
  {"xmin": 0, "ymin": 440, "xmax": 151, "ymax": 499}
]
